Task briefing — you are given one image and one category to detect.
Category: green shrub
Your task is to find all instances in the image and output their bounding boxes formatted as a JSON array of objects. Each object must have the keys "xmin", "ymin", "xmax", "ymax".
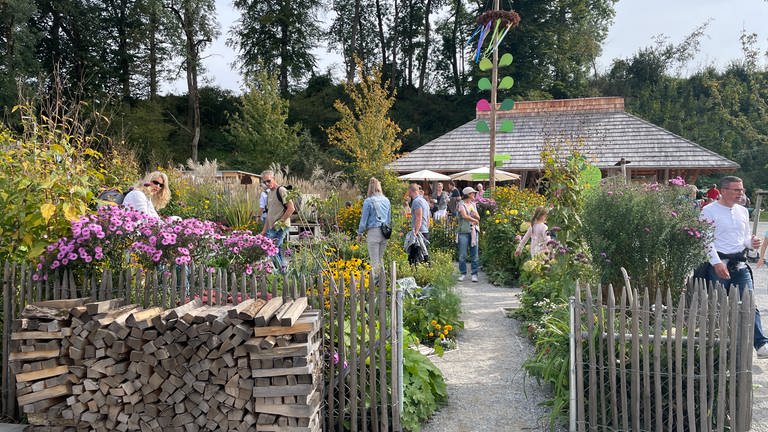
[
  {"xmin": 480, "ymin": 187, "xmax": 546, "ymax": 285},
  {"xmin": 392, "ymin": 249, "xmax": 456, "ymax": 289},
  {"xmin": 426, "ymin": 218, "xmax": 457, "ymax": 256},
  {"xmin": 582, "ymin": 178, "xmax": 712, "ymax": 298},
  {"xmin": 522, "ymin": 302, "xmax": 570, "ymax": 429},
  {"xmin": 401, "ymin": 342, "xmax": 447, "ymax": 431},
  {"xmin": 0, "ymin": 105, "xmax": 125, "ymax": 262}
]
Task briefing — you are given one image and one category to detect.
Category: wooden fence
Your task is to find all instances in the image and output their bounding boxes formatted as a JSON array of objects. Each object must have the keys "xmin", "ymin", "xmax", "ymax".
[
  {"xmin": 0, "ymin": 261, "xmax": 401, "ymax": 431},
  {"xmin": 572, "ymin": 280, "xmax": 754, "ymax": 432}
]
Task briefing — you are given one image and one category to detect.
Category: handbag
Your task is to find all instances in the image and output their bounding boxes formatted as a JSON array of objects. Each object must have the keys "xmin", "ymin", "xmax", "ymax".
[{"xmin": 373, "ymin": 200, "xmax": 392, "ymax": 239}]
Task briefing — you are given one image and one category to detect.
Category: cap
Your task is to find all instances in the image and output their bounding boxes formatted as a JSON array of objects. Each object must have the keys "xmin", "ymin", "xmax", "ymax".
[{"xmin": 462, "ymin": 187, "xmax": 478, "ymax": 195}]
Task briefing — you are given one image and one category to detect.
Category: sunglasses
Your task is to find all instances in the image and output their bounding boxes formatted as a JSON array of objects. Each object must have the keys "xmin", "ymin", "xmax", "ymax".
[{"xmin": 151, "ymin": 180, "xmax": 165, "ymax": 189}]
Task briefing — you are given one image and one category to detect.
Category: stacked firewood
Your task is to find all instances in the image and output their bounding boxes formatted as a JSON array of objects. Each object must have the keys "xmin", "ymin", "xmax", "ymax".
[
  {"xmin": 12, "ymin": 295, "xmax": 322, "ymax": 432},
  {"xmin": 11, "ymin": 299, "xmax": 86, "ymax": 431}
]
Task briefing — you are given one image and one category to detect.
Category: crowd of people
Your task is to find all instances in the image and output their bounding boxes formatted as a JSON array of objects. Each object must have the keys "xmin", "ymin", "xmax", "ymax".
[{"xmin": 116, "ymin": 172, "xmax": 768, "ymax": 359}]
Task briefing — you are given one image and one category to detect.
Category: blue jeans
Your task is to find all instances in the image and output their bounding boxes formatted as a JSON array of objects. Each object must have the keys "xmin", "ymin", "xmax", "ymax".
[
  {"xmin": 707, "ymin": 265, "xmax": 768, "ymax": 349},
  {"xmin": 457, "ymin": 233, "xmax": 478, "ymax": 276},
  {"xmin": 266, "ymin": 227, "xmax": 288, "ymax": 272}
]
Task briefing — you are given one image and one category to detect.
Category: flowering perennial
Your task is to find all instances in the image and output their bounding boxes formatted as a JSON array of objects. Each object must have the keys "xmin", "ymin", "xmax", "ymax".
[{"xmin": 35, "ymin": 205, "xmax": 277, "ymax": 279}]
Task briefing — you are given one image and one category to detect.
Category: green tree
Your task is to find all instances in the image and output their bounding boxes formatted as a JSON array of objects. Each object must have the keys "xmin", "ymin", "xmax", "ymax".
[
  {"xmin": 164, "ymin": 0, "xmax": 219, "ymax": 162},
  {"xmin": 0, "ymin": 0, "xmax": 40, "ymax": 108},
  {"xmin": 480, "ymin": 0, "xmax": 617, "ymax": 98},
  {"xmin": 225, "ymin": 72, "xmax": 301, "ymax": 173},
  {"xmin": 325, "ymin": 62, "xmax": 407, "ymax": 191},
  {"xmin": 327, "ymin": 0, "xmax": 381, "ymax": 82},
  {"xmin": 229, "ymin": 0, "xmax": 322, "ymax": 93}
]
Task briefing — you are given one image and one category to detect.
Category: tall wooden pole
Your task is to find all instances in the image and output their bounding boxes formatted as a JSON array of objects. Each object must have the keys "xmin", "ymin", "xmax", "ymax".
[{"xmin": 488, "ymin": 0, "xmax": 500, "ymax": 192}]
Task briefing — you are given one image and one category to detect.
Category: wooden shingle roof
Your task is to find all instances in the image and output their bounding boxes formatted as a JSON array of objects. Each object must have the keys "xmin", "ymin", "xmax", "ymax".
[{"xmin": 388, "ymin": 97, "xmax": 739, "ymax": 174}]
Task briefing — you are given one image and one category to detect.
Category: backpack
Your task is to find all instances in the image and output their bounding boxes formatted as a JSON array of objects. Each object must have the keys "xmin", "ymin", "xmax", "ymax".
[
  {"xmin": 96, "ymin": 187, "xmax": 132, "ymax": 208},
  {"xmin": 276, "ymin": 185, "xmax": 302, "ymax": 217}
]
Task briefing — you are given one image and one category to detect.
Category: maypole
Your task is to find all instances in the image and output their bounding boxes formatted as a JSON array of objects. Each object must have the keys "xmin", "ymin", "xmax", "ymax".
[
  {"xmin": 489, "ymin": 0, "xmax": 500, "ymax": 191},
  {"xmin": 467, "ymin": 4, "xmax": 520, "ymax": 192}
]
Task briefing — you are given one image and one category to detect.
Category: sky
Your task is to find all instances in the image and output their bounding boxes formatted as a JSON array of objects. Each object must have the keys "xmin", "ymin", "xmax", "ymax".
[{"xmin": 165, "ymin": 0, "xmax": 768, "ymax": 95}]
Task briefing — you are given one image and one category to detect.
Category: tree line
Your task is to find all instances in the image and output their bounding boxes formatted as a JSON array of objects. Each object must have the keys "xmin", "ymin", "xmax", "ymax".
[{"xmin": 1, "ymin": 0, "xmax": 766, "ymax": 190}]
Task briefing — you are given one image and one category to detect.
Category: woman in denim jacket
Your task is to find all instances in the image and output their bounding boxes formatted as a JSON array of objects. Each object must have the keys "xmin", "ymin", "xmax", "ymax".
[{"xmin": 357, "ymin": 178, "xmax": 391, "ymax": 277}]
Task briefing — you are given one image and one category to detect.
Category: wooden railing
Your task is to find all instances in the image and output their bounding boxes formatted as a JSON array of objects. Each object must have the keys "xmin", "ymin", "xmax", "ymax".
[
  {"xmin": 0, "ymin": 261, "xmax": 401, "ymax": 431},
  {"xmin": 572, "ymin": 280, "xmax": 754, "ymax": 432}
]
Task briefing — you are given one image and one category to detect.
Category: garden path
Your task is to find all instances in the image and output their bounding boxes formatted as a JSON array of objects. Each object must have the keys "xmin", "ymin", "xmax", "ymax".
[{"xmin": 420, "ymin": 271, "xmax": 562, "ymax": 432}]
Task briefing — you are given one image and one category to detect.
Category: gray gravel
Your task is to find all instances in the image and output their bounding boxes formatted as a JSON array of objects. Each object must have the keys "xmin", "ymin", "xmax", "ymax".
[{"xmin": 421, "ymin": 271, "xmax": 562, "ymax": 432}]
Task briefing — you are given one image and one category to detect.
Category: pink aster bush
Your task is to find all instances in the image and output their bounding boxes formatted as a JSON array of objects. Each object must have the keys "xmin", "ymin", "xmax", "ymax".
[
  {"xmin": 34, "ymin": 205, "xmax": 277, "ymax": 280},
  {"xmin": 130, "ymin": 216, "xmax": 223, "ymax": 268},
  {"xmin": 209, "ymin": 230, "xmax": 279, "ymax": 276}
]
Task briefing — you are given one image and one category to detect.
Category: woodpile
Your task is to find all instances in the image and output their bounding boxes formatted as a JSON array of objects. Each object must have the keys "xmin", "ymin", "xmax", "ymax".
[{"xmin": 11, "ymin": 296, "xmax": 322, "ymax": 432}]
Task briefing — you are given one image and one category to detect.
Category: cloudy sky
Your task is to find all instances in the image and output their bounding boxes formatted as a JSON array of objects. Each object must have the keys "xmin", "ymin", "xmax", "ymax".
[{"xmin": 166, "ymin": 0, "xmax": 768, "ymax": 94}]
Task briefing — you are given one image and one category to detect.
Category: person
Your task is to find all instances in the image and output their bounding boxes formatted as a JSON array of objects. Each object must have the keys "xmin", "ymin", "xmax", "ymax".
[
  {"xmin": 515, "ymin": 206, "xmax": 551, "ymax": 258},
  {"xmin": 356, "ymin": 178, "xmax": 391, "ymax": 278},
  {"xmin": 257, "ymin": 183, "xmax": 269, "ymax": 224},
  {"xmin": 447, "ymin": 181, "xmax": 461, "ymax": 217},
  {"xmin": 456, "ymin": 187, "xmax": 481, "ymax": 282},
  {"xmin": 122, "ymin": 171, "xmax": 170, "ymax": 218},
  {"xmin": 706, "ymin": 184, "xmax": 720, "ymax": 201},
  {"xmin": 476, "ymin": 183, "xmax": 486, "ymax": 199},
  {"xmin": 431, "ymin": 182, "xmax": 449, "ymax": 221},
  {"xmin": 700, "ymin": 176, "xmax": 767, "ymax": 357},
  {"xmin": 260, "ymin": 170, "xmax": 295, "ymax": 272},
  {"xmin": 409, "ymin": 183, "xmax": 430, "ymax": 240}
]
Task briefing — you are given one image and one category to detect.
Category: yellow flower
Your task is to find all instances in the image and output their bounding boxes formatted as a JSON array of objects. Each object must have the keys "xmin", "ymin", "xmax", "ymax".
[
  {"xmin": 435, "ymin": 324, "xmax": 441, "ymax": 330},
  {"xmin": 350, "ymin": 244, "xmax": 359, "ymax": 251},
  {"xmin": 440, "ymin": 334, "xmax": 445, "ymax": 340},
  {"xmin": 443, "ymin": 329, "xmax": 449, "ymax": 335},
  {"xmin": 428, "ymin": 332, "xmax": 434, "ymax": 337},
  {"xmin": 430, "ymin": 320, "xmax": 437, "ymax": 326},
  {"xmin": 445, "ymin": 325, "xmax": 453, "ymax": 331}
]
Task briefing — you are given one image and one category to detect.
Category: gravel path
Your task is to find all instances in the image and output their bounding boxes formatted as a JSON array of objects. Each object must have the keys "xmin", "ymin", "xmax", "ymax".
[{"xmin": 421, "ymin": 271, "xmax": 561, "ymax": 432}]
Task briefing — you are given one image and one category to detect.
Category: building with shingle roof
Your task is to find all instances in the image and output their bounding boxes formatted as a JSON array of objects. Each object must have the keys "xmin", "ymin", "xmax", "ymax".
[{"xmin": 388, "ymin": 97, "xmax": 738, "ymax": 187}]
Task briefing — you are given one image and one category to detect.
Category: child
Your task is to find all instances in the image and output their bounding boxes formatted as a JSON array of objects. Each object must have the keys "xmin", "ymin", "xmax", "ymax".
[{"xmin": 514, "ymin": 206, "xmax": 551, "ymax": 258}]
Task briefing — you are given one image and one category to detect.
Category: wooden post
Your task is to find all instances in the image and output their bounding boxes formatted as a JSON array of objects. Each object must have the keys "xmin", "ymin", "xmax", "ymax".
[{"xmin": 488, "ymin": 0, "xmax": 500, "ymax": 192}]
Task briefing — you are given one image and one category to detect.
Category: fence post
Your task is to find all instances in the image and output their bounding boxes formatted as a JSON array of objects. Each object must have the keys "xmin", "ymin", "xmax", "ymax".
[
  {"xmin": 569, "ymin": 295, "xmax": 577, "ymax": 432},
  {"xmin": 390, "ymin": 261, "xmax": 403, "ymax": 431}
]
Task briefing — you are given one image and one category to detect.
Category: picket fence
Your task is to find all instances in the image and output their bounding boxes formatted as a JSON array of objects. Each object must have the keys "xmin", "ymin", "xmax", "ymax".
[
  {"xmin": 572, "ymin": 279, "xmax": 754, "ymax": 432},
  {"xmin": 0, "ymin": 261, "xmax": 402, "ymax": 432}
]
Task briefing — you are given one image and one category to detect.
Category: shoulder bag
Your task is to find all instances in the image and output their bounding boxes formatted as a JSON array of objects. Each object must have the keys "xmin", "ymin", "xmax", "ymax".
[{"xmin": 373, "ymin": 200, "xmax": 392, "ymax": 239}]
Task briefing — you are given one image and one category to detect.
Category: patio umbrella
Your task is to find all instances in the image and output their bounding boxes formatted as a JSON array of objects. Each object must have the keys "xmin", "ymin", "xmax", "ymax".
[
  {"xmin": 397, "ymin": 170, "xmax": 452, "ymax": 181},
  {"xmin": 450, "ymin": 167, "xmax": 520, "ymax": 182}
]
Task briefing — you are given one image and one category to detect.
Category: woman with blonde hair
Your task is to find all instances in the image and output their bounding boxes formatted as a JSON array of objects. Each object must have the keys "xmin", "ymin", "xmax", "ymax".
[
  {"xmin": 122, "ymin": 171, "xmax": 171, "ymax": 218},
  {"xmin": 357, "ymin": 177, "xmax": 391, "ymax": 278}
]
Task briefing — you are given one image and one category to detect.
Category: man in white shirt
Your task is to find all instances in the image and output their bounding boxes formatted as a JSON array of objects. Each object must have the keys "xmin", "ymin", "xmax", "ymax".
[{"xmin": 700, "ymin": 176, "xmax": 767, "ymax": 357}]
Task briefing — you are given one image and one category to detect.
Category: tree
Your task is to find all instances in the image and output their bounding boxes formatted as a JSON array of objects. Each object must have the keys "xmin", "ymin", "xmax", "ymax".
[
  {"xmin": 327, "ymin": 0, "xmax": 380, "ymax": 82},
  {"xmin": 164, "ymin": 0, "xmax": 219, "ymax": 162},
  {"xmin": 225, "ymin": 71, "xmax": 301, "ymax": 173},
  {"xmin": 433, "ymin": 0, "xmax": 473, "ymax": 95},
  {"xmin": 0, "ymin": 0, "xmax": 40, "ymax": 107},
  {"xmin": 325, "ymin": 61, "xmax": 407, "ymax": 190},
  {"xmin": 484, "ymin": 0, "xmax": 617, "ymax": 98},
  {"xmin": 229, "ymin": 0, "xmax": 322, "ymax": 93}
]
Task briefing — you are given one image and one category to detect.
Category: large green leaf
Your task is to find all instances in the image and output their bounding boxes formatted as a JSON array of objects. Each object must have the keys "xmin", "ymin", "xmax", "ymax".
[
  {"xmin": 499, "ymin": 53, "xmax": 513, "ymax": 67},
  {"xmin": 500, "ymin": 98, "xmax": 515, "ymax": 111},
  {"xmin": 478, "ymin": 78, "xmax": 492, "ymax": 91},
  {"xmin": 499, "ymin": 76, "xmax": 515, "ymax": 90},
  {"xmin": 476, "ymin": 120, "xmax": 490, "ymax": 133},
  {"xmin": 479, "ymin": 57, "xmax": 493, "ymax": 71}
]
